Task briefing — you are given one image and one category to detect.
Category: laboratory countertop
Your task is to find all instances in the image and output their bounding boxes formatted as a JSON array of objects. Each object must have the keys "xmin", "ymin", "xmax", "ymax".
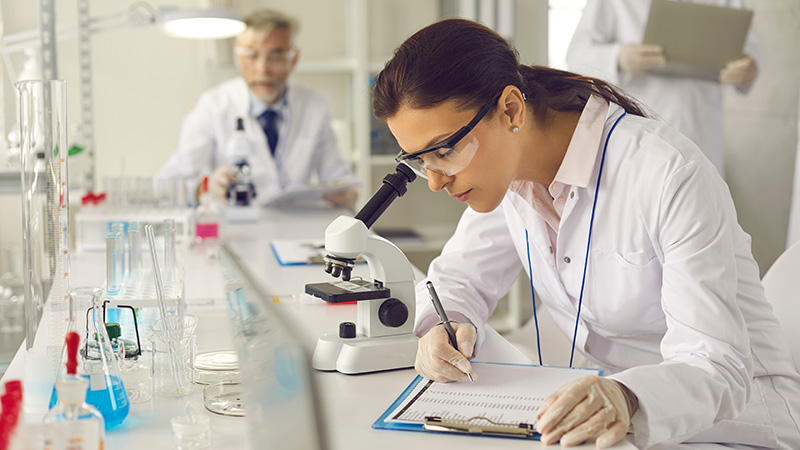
[{"xmin": 2, "ymin": 207, "xmax": 636, "ymax": 450}]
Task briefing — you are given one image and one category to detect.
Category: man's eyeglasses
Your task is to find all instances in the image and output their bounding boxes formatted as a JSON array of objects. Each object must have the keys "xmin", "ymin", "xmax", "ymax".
[
  {"xmin": 234, "ymin": 46, "xmax": 296, "ymax": 70},
  {"xmin": 395, "ymin": 97, "xmax": 497, "ymax": 179}
]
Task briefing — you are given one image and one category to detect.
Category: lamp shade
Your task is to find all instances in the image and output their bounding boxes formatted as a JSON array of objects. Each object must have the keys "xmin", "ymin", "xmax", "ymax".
[{"xmin": 157, "ymin": 8, "xmax": 245, "ymax": 39}]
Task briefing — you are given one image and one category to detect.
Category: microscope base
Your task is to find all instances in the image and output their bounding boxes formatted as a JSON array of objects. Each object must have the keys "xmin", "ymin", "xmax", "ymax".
[{"xmin": 312, "ymin": 333, "xmax": 418, "ymax": 374}]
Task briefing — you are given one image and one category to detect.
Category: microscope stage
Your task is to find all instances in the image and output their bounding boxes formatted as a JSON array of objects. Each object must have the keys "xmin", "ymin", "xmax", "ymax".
[{"xmin": 306, "ymin": 279, "xmax": 391, "ymax": 303}]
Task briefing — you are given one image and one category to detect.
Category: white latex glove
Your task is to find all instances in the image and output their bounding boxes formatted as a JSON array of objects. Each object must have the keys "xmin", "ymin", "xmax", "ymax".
[
  {"xmin": 536, "ymin": 376, "xmax": 637, "ymax": 448},
  {"xmin": 323, "ymin": 187, "xmax": 358, "ymax": 210},
  {"xmin": 209, "ymin": 167, "xmax": 235, "ymax": 202},
  {"xmin": 720, "ymin": 54, "xmax": 757, "ymax": 88},
  {"xmin": 618, "ymin": 44, "xmax": 666, "ymax": 74},
  {"xmin": 415, "ymin": 322, "xmax": 478, "ymax": 383}
]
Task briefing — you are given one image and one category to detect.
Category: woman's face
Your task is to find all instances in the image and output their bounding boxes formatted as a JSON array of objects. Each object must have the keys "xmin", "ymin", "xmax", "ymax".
[{"xmin": 387, "ymin": 100, "xmax": 520, "ymax": 213}]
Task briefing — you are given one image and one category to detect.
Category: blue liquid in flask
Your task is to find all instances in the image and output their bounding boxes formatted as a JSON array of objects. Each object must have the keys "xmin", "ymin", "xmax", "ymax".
[{"xmin": 49, "ymin": 374, "xmax": 130, "ymax": 429}]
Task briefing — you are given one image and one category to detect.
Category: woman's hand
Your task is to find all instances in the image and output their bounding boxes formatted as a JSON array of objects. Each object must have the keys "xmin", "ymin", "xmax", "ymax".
[
  {"xmin": 536, "ymin": 376, "xmax": 637, "ymax": 448},
  {"xmin": 415, "ymin": 322, "xmax": 477, "ymax": 382}
]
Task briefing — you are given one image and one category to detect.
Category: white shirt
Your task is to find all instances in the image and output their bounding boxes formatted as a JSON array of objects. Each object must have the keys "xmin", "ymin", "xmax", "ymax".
[
  {"xmin": 415, "ymin": 96, "xmax": 800, "ymax": 449},
  {"xmin": 156, "ymin": 77, "xmax": 355, "ymax": 203},
  {"xmin": 565, "ymin": 0, "xmax": 760, "ymax": 178}
]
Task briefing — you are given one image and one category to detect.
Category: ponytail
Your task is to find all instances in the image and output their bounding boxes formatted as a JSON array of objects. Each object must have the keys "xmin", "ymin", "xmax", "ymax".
[{"xmin": 519, "ymin": 65, "xmax": 648, "ymax": 121}]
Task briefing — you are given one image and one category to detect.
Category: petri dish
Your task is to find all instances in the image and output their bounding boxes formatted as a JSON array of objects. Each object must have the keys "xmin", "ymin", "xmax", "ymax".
[
  {"xmin": 195, "ymin": 351, "xmax": 238, "ymax": 371},
  {"xmin": 203, "ymin": 382, "xmax": 245, "ymax": 417},
  {"xmin": 194, "ymin": 350, "xmax": 240, "ymax": 385}
]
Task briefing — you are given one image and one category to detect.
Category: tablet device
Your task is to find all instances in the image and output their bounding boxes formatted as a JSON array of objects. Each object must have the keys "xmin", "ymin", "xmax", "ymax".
[
  {"xmin": 263, "ymin": 180, "xmax": 359, "ymax": 208},
  {"xmin": 642, "ymin": 0, "xmax": 753, "ymax": 81}
]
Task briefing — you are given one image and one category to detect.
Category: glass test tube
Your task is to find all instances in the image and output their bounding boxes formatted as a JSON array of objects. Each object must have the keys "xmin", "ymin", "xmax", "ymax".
[
  {"xmin": 128, "ymin": 222, "xmax": 141, "ymax": 281},
  {"xmin": 110, "ymin": 223, "xmax": 126, "ymax": 283},
  {"xmin": 163, "ymin": 219, "xmax": 176, "ymax": 286},
  {"xmin": 106, "ymin": 233, "xmax": 123, "ymax": 295}
]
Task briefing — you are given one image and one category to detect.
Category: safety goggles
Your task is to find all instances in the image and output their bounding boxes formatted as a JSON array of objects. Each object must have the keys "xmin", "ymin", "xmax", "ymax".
[{"xmin": 395, "ymin": 97, "xmax": 496, "ymax": 179}]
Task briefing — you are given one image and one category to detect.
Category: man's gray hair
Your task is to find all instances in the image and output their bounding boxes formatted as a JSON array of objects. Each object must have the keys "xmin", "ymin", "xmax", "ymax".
[{"xmin": 243, "ymin": 10, "xmax": 299, "ymax": 37}]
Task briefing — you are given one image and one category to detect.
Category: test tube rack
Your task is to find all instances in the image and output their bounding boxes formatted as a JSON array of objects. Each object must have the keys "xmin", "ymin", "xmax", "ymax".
[
  {"xmin": 75, "ymin": 207, "xmax": 195, "ymax": 253},
  {"xmin": 105, "ymin": 270, "xmax": 185, "ymax": 312}
]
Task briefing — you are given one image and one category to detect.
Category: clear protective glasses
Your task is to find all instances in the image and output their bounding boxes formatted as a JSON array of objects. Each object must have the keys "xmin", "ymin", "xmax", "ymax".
[
  {"xmin": 234, "ymin": 46, "xmax": 296, "ymax": 71},
  {"xmin": 395, "ymin": 97, "xmax": 496, "ymax": 179}
]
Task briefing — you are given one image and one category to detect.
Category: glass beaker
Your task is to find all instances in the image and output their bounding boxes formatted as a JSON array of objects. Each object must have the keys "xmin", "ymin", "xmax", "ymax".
[
  {"xmin": 17, "ymin": 79, "xmax": 70, "ymax": 414},
  {"xmin": 149, "ymin": 315, "xmax": 198, "ymax": 396}
]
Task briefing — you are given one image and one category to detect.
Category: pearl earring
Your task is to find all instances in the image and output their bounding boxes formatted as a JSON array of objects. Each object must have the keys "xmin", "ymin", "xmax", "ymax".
[{"xmin": 511, "ymin": 126, "xmax": 519, "ymax": 133}]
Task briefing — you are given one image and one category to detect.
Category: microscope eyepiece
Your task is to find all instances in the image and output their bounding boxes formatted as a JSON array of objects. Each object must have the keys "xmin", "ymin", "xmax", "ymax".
[{"xmin": 354, "ymin": 164, "xmax": 417, "ymax": 229}]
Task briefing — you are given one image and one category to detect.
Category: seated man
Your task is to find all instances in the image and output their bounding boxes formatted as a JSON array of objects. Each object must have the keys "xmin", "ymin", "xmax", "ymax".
[{"xmin": 156, "ymin": 9, "xmax": 357, "ymax": 209}]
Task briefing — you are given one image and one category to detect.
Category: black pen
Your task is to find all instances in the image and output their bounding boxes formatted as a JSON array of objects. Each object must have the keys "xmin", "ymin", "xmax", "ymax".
[{"xmin": 426, "ymin": 281, "xmax": 474, "ymax": 383}]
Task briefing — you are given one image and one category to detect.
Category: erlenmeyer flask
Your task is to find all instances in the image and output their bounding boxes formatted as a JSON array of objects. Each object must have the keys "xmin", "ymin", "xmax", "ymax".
[
  {"xmin": 49, "ymin": 288, "xmax": 130, "ymax": 429},
  {"xmin": 17, "ymin": 79, "xmax": 70, "ymax": 414}
]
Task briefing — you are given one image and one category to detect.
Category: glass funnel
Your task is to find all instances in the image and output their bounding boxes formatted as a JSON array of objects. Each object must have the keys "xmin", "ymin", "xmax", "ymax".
[{"xmin": 17, "ymin": 79, "xmax": 71, "ymax": 414}]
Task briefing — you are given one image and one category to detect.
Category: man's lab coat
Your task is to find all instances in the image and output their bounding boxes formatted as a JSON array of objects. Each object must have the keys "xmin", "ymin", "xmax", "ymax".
[
  {"xmin": 156, "ymin": 77, "xmax": 354, "ymax": 203},
  {"xmin": 414, "ymin": 101, "xmax": 800, "ymax": 449},
  {"xmin": 566, "ymin": 0, "xmax": 760, "ymax": 178}
]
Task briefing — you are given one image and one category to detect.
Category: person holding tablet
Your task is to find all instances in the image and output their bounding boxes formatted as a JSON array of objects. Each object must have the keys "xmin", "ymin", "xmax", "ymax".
[{"xmin": 566, "ymin": 0, "xmax": 759, "ymax": 179}]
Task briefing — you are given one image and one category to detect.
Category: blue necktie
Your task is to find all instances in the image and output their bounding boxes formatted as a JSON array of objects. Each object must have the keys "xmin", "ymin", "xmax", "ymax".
[{"xmin": 257, "ymin": 110, "xmax": 279, "ymax": 155}]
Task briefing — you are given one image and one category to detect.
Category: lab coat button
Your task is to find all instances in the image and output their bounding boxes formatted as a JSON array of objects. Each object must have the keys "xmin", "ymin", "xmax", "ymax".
[
  {"xmin": 564, "ymin": 256, "xmax": 571, "ymax": 263},
  {"xmin": 549, "ymin": 246, "xmax": 553, "ymax": 254}
]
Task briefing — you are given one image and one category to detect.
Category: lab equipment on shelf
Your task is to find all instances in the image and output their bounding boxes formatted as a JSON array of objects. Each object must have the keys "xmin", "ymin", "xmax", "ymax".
[
  {"xmin": 43, "ymin": 331, "xmax": 105, "ymax": 449},
  {"xmin": 17, "ymin": 79, "xmax": 71, "ymax": 414},
  {"xmin": 305, "ymin": 164, "xmax": 419, "ymax": 374}
]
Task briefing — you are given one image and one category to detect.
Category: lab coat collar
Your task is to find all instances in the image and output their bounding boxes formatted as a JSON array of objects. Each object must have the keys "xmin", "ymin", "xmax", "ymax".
[
  {"xmin": 247, "ymin": 84, "xmax": 289, "ymax": 119},
  {"xmin": 552, "ymin": 94, "xmax": 610, "ymax": 189}
]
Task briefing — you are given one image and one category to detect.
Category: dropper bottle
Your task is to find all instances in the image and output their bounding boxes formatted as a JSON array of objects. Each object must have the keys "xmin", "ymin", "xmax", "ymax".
[{"xmin": 43, "ymin": 331, "xmax": 105, "ymax": 449}]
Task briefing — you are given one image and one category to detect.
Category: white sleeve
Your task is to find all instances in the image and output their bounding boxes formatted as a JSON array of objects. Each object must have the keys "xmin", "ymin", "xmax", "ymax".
[
  {"xmin": 155, "ymin": 94, "xmax": 218, "ymax": 182},
  {"xmin": 414, "ymin": 204, "xmax": 523, "ymax": 351},
  {"xmin": 609, "ymin": 160, "xmax": 753, "ymax": 449},
  {"xmin": 565, "ymin": 0, "xmax": 625, "ymax": 84}
]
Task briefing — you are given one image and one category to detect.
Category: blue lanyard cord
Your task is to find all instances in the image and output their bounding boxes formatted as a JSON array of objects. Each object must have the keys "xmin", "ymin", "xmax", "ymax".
[
  {"xmin": 525, "ymin": 229, "xmax": 543, "ymax": 365},
  {"xmin": 569, "ymin": 111, "xmax": 626, "ymax": 367}
]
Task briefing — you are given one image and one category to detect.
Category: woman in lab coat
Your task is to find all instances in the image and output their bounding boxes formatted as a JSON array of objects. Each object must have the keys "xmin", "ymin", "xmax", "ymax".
[{"xmin": 373, "ymin": 19, "xmax": 800, "ymax": 449}]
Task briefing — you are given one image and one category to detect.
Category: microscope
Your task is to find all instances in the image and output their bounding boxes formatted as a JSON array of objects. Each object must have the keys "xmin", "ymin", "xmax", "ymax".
[
  {"xmin": 225, "ymin": 118, "xmax": 258, "ymax": 222},
  {"xmin": 306, "ymin": 164, "xmax": 419, "ymax": 374}
]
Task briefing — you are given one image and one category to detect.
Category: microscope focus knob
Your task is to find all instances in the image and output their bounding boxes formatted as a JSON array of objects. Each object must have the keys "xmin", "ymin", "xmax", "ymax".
[
  {"xmin": 378, "ymin": 298, "xmax": 408, "ymax": 328},
  {"xmin": 339, "ymin": 321, "xmax": 356, "ymax": 339}
]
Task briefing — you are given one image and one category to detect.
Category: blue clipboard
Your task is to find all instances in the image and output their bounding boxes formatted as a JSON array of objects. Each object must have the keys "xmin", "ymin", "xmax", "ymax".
[{"xmin": 372, "ymin": 361, "xmax": 602, "ymax": 440}]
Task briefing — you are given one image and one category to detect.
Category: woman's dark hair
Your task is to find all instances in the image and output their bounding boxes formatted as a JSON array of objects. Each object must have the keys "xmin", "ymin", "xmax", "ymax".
[{"xmin": 373, "ymin": 19, "xmax": 647, "ymax": 122}]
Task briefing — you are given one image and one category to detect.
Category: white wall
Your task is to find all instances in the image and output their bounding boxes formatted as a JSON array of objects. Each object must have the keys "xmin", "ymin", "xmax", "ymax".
[{"xmin": 725, "ymin": 0, "xmax": 800, "ymax": 274}]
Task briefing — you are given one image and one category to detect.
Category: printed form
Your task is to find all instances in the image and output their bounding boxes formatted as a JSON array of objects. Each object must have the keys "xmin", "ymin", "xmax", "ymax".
[{"xmin": 387, "ymin": 362, "xmax": 600, "ymax": 427}]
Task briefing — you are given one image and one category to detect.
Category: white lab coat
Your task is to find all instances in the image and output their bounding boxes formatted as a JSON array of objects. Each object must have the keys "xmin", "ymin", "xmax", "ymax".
[
  {"xmin": 566, "ymin": 0, "xmax": 760, "ymax": 178},
  {"xmin": 414, "ymin": 102, "xmax": 800, "ymax": 449},
  {"xmin": 156, "ymin": 77, "xmax": 354, "ymax": 203}
]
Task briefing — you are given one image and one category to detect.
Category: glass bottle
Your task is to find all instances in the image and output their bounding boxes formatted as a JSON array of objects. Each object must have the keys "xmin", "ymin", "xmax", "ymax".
[
  {"xmin": 49, "ymin": 288, "xmax": 130, "ymax": 429},
  {"xmin": 195, "ymin": 177, "xmax": 220, "ymax": 241},
  {"xmin": 43, "ymin": 331, "xmax": 104, "ymax": 450}
]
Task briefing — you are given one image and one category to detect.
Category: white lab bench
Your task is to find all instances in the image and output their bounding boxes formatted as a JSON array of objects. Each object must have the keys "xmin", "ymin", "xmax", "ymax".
[{"xmin": 2, "ymin": 207, "xmax": 636, "ymax": 449}]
